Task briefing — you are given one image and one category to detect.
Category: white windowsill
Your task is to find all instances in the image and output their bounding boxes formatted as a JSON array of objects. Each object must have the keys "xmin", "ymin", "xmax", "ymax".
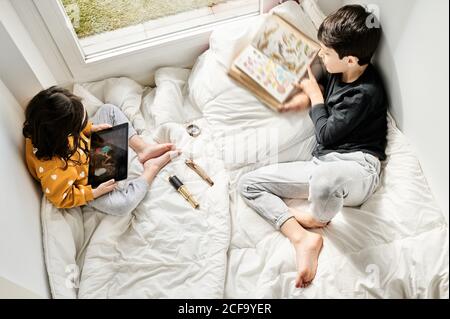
[{"xmin": 79, "ymin": 0, "xmax": 261, "ymax": 64}]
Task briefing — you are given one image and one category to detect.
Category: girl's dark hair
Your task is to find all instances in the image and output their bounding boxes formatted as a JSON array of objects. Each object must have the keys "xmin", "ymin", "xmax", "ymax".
[
  {"xmin": 23, "ymin": 86, "xmax": 89, "ymax": 166},
  {"xmin": 318, "ymin": 4, "xmax": 381, "ymax": 65}
]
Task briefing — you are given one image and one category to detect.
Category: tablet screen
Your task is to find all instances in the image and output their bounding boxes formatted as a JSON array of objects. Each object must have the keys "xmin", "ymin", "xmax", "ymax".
[{"xmin": 88, "ymin": 123, "xmax": 128, "ymax": 188}]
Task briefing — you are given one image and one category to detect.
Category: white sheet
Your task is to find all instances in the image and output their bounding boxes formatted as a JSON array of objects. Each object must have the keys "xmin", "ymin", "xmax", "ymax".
[{"xmin": 41, "ymin": 1, "xmax": 449, "ymax": 299}]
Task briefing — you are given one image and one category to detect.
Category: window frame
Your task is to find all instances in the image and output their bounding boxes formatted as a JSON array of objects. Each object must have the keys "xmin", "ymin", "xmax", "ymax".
[
  {"xmin": 33, "ymin": 0, "xmax": 271, "ymax": 65},
  {"xmin": 13, "ymin": 0, "xmax": 279, "ymax": 84}
]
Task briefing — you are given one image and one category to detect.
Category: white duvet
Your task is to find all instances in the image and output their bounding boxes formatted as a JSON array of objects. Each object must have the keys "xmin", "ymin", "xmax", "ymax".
[{"xmin": 41, "ymin": 1, "xmax": 448, "ymax": 299}]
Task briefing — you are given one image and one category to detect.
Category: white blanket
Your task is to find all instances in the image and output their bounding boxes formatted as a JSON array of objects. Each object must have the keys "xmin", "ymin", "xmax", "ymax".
[
  {"xmin": 41, "ymin": 1, "xmax": 449, "ymax": 299},
  {"xmin": 225, "ymin": 114, "xmax": 449, "ymax": 298},
  {"xmin": 44, "ymin": 74, "xmax": 230, "ymax": 299}
]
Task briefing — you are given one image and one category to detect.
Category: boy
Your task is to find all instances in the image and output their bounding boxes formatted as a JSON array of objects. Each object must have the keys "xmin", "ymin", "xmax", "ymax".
[{"xmin": 239, "ymin": 5, "xmax": 387, "ymax": 288}]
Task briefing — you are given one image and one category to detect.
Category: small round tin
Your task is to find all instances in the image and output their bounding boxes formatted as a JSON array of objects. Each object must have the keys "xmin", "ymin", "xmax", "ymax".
[{"xmin": 186, "ymin": 124, "xmax": 201, "ymax": 137}]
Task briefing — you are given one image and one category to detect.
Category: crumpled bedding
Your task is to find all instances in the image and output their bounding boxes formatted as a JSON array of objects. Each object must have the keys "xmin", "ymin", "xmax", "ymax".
[
  {"xmin": 44, "ymin": 73, "xmax": 230, "ymax": 299},
  {"xmin": 41, "ymin": 1, "xmax": 449, "ymax": 299},
  {"xmin": 225, "ymin": 113, "xmax": 449, "ymax": 298}
]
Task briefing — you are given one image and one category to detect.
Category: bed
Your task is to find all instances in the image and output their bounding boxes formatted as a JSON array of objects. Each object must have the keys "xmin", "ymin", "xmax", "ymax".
[{"xmin": 41, "ymin": 1, "xmax": 449, "ymax": 299}]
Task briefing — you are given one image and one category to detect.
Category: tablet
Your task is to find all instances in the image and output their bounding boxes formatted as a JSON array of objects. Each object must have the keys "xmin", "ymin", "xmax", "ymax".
[{"xmin": 88, "ymin": 123, "xmax": 128, "ymax": 188}]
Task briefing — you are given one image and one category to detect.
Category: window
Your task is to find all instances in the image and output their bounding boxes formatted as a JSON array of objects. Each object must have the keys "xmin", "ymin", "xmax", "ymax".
[
  {"xmin": 38, "ymin": 0, "xmax": 261, "ymax": 62},
  {"xmin": 24, "ymin": 0, "xmax": 278, "ymax": 83}
]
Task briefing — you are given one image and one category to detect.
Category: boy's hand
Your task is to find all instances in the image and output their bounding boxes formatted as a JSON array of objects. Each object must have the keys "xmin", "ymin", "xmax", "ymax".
[
  {"xmin": 91, "ymin": 123, "xmax": 112, "ymax": 132},
  {"xmin": 298, "ymin": 65, "xmax": 324, "ymax": 106},
  {"xmin": 280, "ymin": 92, "xmax": 311, "ymax": 112}
]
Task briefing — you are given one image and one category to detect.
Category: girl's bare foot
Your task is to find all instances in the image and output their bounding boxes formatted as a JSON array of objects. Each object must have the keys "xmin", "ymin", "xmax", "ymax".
[
  {"xmin": 293, "ymin": 231, "xmax": 323, "ymax": 288},
  {"xmin": 142, "ymin": 150, "xmax": 181, "ymax": 184},
  {"xmin": 291, "ymin": 208, "xmax": 329, "ymax": 229},
  {"xmin": 144, "ymin": 149, "xmax": 181, "ymax": 171},
  {"xmin": 138, "ymin": 143, "xmax": 175, "ymax": 163}
]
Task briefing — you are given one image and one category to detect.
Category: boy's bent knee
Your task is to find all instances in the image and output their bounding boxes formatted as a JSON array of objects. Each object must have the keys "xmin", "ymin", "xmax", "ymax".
[{"xmin": 309, "ymin": 174, "xmax": 344, "ymax": 223}]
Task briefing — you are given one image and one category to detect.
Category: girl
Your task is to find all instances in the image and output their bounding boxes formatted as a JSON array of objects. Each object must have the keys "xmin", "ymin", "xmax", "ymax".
[{"xmin": 23, "ymin": 86, "xmax": 180, "ymax": 216}]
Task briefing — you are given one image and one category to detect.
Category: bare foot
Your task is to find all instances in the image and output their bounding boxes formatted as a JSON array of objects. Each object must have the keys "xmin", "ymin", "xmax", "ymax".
[
  {"xmin": 138, "ymin": 143, "xmax": 175, "ymax": 163},
  {"xmin": 144, "ymin": 149, "xmax": 181, "ymax": 171},
  {"xmin": 142, "ymin": 150, "xmax": 181, "ymax": 184},
  {"xmin": 293, "ymin": 231, "xmax": 323, "ymax": 288},
  {"xmin": 291, "ymin": 208, "xmax": 329, "ymax": 229}
]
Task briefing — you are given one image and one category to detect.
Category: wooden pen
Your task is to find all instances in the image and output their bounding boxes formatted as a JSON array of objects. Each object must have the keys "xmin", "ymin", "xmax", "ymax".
[{"xmin": 185, "ymin": 159, "xmax": 214, "ymax": 186}]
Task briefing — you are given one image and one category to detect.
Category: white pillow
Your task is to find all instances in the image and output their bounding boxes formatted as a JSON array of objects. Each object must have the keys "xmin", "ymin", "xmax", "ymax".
[
  {"xmin": 298, "ymin": 0, "xmax": 327, "ymax": 30},
  {"xmin": 187, "ymin": 1, "xmax": 325, "ymax": 169},
  {"xmin": 41, "ymin": 197, "xmax": 84, "ymax": 299},
  {"xmin": 208, "ymin": 0, "xmax": 324, "ymax": 70},
  {"xmin": 270, "ymin": 0, "xmax": 324, "ymax": 41},
  {"xmin": 73, "ymin": 78, "xmax": 148, "ymax": 134},
  {"xmin": 149, "ymin": 67, "xmax": 202, "ymax": 126},
  {"xmin": 189, "ymin": 0, "xmax": 326, "ymax": 110},
  {"xmin": 72, "ymin": 83, "xmax": 104, "ymax": 118}
]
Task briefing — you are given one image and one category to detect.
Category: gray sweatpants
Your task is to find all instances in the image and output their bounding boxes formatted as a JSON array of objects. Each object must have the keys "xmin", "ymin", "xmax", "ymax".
[
  {"xmin": 86, "ymin": 104, "xmax": 149, "ymax": 216},
  {"xmin": 239, "ymin": 151, "xmax": 381, "ymax": 229}
]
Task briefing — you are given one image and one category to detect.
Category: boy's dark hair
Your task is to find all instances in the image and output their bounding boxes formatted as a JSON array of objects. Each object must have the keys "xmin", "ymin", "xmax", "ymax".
[
  {"xmin": 318, "ymin": 4, "xmax": 381, "ymax": 65},
  {"xmin": 23, "ymin": 86, "xmax": 89, "ymax": 166}
]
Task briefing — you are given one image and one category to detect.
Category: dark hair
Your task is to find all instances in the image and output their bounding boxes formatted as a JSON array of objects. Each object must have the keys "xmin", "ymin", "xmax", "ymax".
[
  {"xmin": 23, "ymin": 86, "xmax": 89, "ymax": 166},
  {"xmin": 318, "ymin": 4, "xmax": 381, "ymax": 65}
]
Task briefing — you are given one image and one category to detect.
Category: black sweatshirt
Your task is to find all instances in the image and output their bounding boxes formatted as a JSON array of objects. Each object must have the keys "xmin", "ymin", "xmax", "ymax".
[{"xmin": 309, "ymin": 64, "xmax": 388, "ymax": 160}]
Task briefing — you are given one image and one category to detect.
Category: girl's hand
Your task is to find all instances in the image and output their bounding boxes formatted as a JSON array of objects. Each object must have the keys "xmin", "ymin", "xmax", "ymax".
[
  {"xmin": 92, "ymin": 179, "xmax": 117, "ymax": 199},
  {"xmin": 298, "ymin": 65, "xmax": 324, "ymax": 106},
  {"xmin": 91, "ymin": 123, "xmax": 112, "ymax": 133}
]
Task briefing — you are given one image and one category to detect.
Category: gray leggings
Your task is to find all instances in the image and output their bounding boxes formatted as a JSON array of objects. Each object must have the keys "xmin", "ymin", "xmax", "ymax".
[
  {"xmin": 86, "ymin": 104, "xmax": 149, "ymax": 216},
  {"xmin": 239, "ymin": 151, "xmax": 381, "ymax": 229}
]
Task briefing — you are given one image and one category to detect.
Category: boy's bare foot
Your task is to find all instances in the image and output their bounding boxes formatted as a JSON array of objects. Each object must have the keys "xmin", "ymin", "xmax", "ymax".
[
  {"xmin": 293, "ymin": 232, "xmax": 323, "ymax": 288},
  {"xmin": 138, "ymin": 143, "xmax": 175, "ymax": 163},
  {"xmin": 142, "ymin": 150, "xmax": 181, "ymax": 184},
  {"xmin": 291, "ymin": 208, "xmax": 329, "ymax": 229}
]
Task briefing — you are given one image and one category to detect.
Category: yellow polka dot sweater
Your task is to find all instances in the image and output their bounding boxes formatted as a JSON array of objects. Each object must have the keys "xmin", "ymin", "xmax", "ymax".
[{"xmin": 25, "ymin": 122, "xmax": 95, "ymax": 208}]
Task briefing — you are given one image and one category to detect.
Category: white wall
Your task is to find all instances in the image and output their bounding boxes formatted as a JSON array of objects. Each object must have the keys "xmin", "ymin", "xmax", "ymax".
[
  {"xmin": 0, "ymin": 78, "xmax": 50, "ymax": 298},
  {"xmin": 0, "ymin": 0, "xmax": 56, "ymax": 105},
  {"xmin": 340, "ymin": 0, "xmax": 449, "ymax": 220}
]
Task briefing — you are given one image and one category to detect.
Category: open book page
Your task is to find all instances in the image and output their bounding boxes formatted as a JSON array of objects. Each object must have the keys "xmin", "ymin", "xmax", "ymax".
[
  {"xmin": 234, "ymin": 46, "xmax": 298, "ymax": 103},
  {"xmin": 228, "ymin": 13, "xmax": 321, "ymax": 109},
  {"xmin": 252, "ymin": 13, "xmax": 320, "ymax": 82}
]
